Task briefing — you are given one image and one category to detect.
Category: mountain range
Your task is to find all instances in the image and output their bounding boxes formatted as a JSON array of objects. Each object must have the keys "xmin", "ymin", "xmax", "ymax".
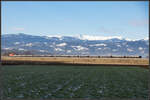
[{"xmin": 1, "ymin": 33, "xmax": 149, "ymax": 57}]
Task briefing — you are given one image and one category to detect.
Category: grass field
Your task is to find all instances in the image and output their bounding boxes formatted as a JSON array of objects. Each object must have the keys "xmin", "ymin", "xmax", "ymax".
[{"xmin": 2, "ymin": 65, "xmax": 149, "ymax": 99}]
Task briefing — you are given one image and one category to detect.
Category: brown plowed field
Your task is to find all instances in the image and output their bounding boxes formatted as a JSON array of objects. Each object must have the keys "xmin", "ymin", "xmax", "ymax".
[{"xmin": 1, "ymin": 56, "xmax": 149, "ymax": 68}]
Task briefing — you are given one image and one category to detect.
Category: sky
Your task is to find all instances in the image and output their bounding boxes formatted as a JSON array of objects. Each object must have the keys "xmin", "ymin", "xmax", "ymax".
[{"xmin": 2, "ymin": 1, "xmax": 149, "ymax": 40}]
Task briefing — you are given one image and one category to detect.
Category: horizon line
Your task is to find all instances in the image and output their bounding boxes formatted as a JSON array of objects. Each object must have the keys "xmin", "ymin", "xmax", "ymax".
[{"xmin": 2, "ymin": 33, "xmax": 149, "ymax": 41}]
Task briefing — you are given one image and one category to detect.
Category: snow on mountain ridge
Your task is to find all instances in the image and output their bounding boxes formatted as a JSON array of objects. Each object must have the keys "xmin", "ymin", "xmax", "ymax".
[
  {"xmin": 56, "ymin": 43, "xmax": 67, "ymax": 47},
  {"xmin": 89, "ymin": 43, "xmax": 107, "ymax": 47},
  {"xmin": 77, "ymin": 35, "xmax": 123, "ymax": 40},
  {"xmin": 71, "ymin": 46, "xmax": 88, "ymax": 51},
  {"xmin": 3, "ymin": 33, "xmax": 148, "ymax": 41},
  {"xmin": 45, "ymin": 34, "xmax": 144, "ymax": 41},
  {"xmin": 2, "ymin": 33, "xmax": 149, "ymax": 57}
]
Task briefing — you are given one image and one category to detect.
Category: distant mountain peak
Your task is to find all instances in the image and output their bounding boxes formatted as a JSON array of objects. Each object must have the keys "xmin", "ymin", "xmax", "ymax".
[
  {"xmin": 2, "ymin": 33, "xmax": 148, "ymax": 41},
  {"xmin": 76, "ymin": 34, "xmax": 123, "ymax": 41},
  {"xmin": 1, "ymin": 33, "xmax": 149, "ymax": 57}
]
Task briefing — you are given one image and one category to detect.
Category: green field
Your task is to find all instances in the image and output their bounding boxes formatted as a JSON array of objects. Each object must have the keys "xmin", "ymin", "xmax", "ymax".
[{"xmin": 2, "ymin": 65, "xmax": 149, "ymax": 99}]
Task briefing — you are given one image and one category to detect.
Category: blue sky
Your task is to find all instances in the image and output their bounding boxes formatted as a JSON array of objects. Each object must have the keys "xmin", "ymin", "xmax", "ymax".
[{"xmin": 2, "ymin": 1, "xmax": 149, "ymax": 39}]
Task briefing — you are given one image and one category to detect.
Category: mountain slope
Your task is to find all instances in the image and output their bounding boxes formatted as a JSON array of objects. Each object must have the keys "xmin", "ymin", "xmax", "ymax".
[{"xmin": 1, "ymin": 33, "xmax": 149, "ymax": 57}]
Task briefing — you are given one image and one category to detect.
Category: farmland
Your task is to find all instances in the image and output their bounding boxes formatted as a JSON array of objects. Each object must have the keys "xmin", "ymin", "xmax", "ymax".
[
  {"xmin": 1, "ymin": 56, "xmax": 149, "ymax": 68},
  {"xmin": 2, "ymin": 65, "xmax": 149, "ymax": 99}
]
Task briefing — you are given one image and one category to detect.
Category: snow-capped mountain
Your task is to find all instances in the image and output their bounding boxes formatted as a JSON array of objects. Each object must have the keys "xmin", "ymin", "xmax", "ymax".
[{"xmin": 1, "ymin": 33, "xmax": 149, "ymax": 57}]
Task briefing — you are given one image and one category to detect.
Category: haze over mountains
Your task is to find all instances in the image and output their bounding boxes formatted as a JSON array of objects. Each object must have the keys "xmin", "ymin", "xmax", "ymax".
[{"xmin": 2, "ymin": 33, "xmax": 149, "ymax": 57}]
